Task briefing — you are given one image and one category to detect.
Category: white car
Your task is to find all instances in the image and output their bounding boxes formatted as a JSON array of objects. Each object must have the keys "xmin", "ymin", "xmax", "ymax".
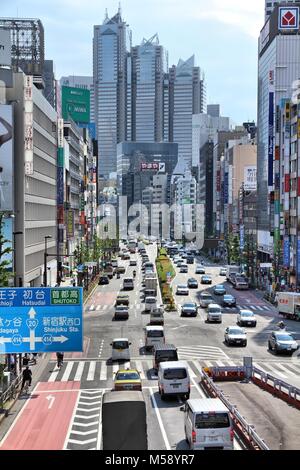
[
  {"xmin": 219, "ymin": 267, "xmax": 227, "ymax": 276},
  {"xmin": 224, "ymin": 326, "xmax": 247, "ymax": 347},
  {"xmin": 237, "ymin": 310, "xmax": 257, "ymax": 327},
  {"xmin": 195, "ymin": 265, "xmax": 205, "ymax": 274},
  {"xmin": 176, "ymin": 285, "xmax": 189, "ymax": 295}
]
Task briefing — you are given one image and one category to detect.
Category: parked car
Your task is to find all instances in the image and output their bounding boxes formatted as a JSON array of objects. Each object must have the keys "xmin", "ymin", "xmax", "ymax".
[
  {"xmin": 180, "ymin": 264, "xmax": 188, "ymax": 274},
  {"xmin": 114, "ymin": 369, "xmax": 142, "ymax": 391},
  {"xmin": 195, "ymin": 265, "xmax": 205, "ymax": 275},
  {"xmin": 219, "ymin": 267, "xmax": 227, "ymax": 276},
  {"xmin": 213, "ymin": 285, "xmax": 226, "ymax": 295},
  {"xmin": 268, "ymin": 331, "xmax": 299, "ymax": 355},
  {"xmin": 224, "ymin": 326, "xmax": 247, "ymax": 347},
  {"xmin": 201, "ymin": 275, "xmax": 212, "ymax": 285},
  {"xmin": 222, "ymin": 294, "xmax": 236, "ymax": 307},
  {"xmin": 187, "ymin": 278, "xmax": 198, "ymax": 289},
  {"xmin": 181, "ymin": 302, "xmax": 198, "ymax": 317},
  {"xmin": 99, "ymin": 276, "xmax": 109, "ymax": 285},
  {"xmin": 176, "ymin": 285, "xmax": 189, "ymax": 295},
  {"xmin": 199, "ymin": 292, "xmax": 214, "ymax": 308},
  {"xmin": 237, "ymin": 310, "xmax": 257, "ymax": 327},
  {"xmin": 117, "ymin": 266, "xmax": 126, "ymax": 274}
]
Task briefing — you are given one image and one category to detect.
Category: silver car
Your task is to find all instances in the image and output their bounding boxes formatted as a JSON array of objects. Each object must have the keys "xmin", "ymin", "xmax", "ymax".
[
  {"xmin": 237, "ymin": 310, "xmax": 257, "ymax": 327},
  {"xmin": 225, "ymin": 326, "xmax": 247, "ymax": 347}
]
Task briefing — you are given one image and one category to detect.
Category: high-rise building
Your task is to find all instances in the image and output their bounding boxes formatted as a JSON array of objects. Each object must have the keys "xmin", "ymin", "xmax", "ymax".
[
  {"xmin": 43, "ymin": 60, "xmax": 56, "ymax": 108},
  {"xmin": 93, "ymin": 8, "xmax": 129, "ymax": 178},
  {"xmin": 265, "ymin": 0, "xmax": 299, "ymax": 20},
  {"xmin": 130, "ymin": 34, "xmax": 165, "ymax": 142},
  {"xmin": 257, "ymin": 2, "xmax": 300, "ymax": 262},
  {"xmin": 169, "ymin": 56, "xmax": 205, "ymax": 169},
  {"xmin": 60, "ymin": 75, "xmax": 95, "ymax": 126}
]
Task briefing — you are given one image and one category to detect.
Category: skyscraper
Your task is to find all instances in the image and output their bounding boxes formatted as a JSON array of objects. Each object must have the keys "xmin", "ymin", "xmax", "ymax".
[
  {"xmin": 169, "ymin": 56, "xmax": 205, "ymax": 169},
  {"xmin": 265, "ymin": 0, "xmax": 299, "ymax": 20},
  {"xmin": 130, "ymin": 34, "xmax": 165, "ymax": 142},
  {"xmin": 93, "ymin": 7, "xmax": 129, "ymax": 178}
]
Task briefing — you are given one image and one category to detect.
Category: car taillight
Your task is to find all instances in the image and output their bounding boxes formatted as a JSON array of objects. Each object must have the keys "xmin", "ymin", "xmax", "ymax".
[
  {"xmin": 230, "ymin": 429, "xmax": 234, "ymax": 441},
  {"xmin": 192, "ymin": 430, "xmax": 196, "ymax": 443}
]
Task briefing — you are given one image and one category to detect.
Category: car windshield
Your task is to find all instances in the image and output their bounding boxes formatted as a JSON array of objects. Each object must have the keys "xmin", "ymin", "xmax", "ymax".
[
  {"xmin": 195, "ymin": 413, "xmax": 230, "ymax": 429},
  {"xmin": 276, "ymin": 334, "xmax": 294, "ymax": 341},
  {"xmin": 113, "ymin": 341, "xmax": 129, "ymax": 349},
  {"xmin": 216, "ymin": 285, "xmax": 224, "ymax": 289},
  {"xmin": 148, "ymin": 330, "xmax": 164, "ymax": 337},
  {"xmin": 146, "ymin": 298, "xmax": 156, "ymax": 303},
  {"xmin": 184, "ymin": 304, "xmax": 196, "ymax": 309},
  {"xmin": 189, "ymin": 279, "xmax": 196, "ymax": 283},
  {"xmin": 224, "ymin": 295, "xmax": 234, "ymax": 300},
  {"xmin": 209, "ymin": 308, "xmax": 221, "ymax": 313},
  {"xmin": 115, "ymin": 372, "xmax": 140, "ymax": 381},
  {"xmin": 157, "ymin": 351, "xmax": 178, "ymax": 361},
  {"xmin": 241, "ymin": 311, "xmax": 253, "ymax": 317},
  {"xmin": 228, "ymin": 329, "xmax": 243, "ymax": 335},
  {"xmin": 163, "ymin": 368, "xmax": 187, "ymax": 380},
  {"xmin": 201, "ymin": 295, "xmax": 212, "ymax": 300},
  {"xmin": 178, "ymin": 285, "xmax": 187, "ymax": 289}
]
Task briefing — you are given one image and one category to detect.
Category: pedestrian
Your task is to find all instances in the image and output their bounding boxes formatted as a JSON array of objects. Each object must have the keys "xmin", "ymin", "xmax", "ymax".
[
  {"xmin": 21, "ymin": 366, "xmax": 32, "ymax": 389},
  {"xmin": 31, "ymin": 353, "xmax": 37, "ymax": 364},
  {"xmin": 22, "ymin": 353, "xmax": 29, "ymax": 367}
]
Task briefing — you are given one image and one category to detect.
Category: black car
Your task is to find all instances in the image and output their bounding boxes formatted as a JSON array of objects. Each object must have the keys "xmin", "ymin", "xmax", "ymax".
[
  {"xmin": 222, "ymin": 294, "xmax": 236, "ymax": 307},
  {"xmin": 187, "ymin": 278, "xmax": 198, "ymax": 289},
  {"xmin": 99, "ymin": 276, "xmax": 109, "ymax": 285},
  {"xmin": 201, "ymin": 275, "xmax": 212, "ymax": 285}
]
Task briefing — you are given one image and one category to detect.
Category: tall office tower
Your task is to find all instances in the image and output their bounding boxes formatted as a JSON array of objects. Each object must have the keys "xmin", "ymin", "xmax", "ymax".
[
  {"xmin": 257, "ymin": 2, "xmax": 300, "ymax": 262},
  {"xmin": 93, "ymin": 7, "xmax": 129, "ymax": 178},
  {"xmin": 60, "ymin": 75, "xmax": 95, "ymax": 125},
  {"xmin": 130, "ymin": 34, "xmax": 165, "ymax": 142},
  {"xmin": 43, "ymin": 60, "xmax": 56, "ymax": 108},
  {"xmin": 265, "ymin": 0, "xmax": 299, "ymax": 20},
  {"xmin": 169, "ymin": 56, "xmax": 205, "ymax": 169}
]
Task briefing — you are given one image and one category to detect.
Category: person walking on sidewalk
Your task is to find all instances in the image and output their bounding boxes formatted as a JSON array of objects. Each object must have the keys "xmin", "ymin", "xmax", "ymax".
[{"xmin": 21, "ymin": 367, "xmax": 32, "ymax": 389}]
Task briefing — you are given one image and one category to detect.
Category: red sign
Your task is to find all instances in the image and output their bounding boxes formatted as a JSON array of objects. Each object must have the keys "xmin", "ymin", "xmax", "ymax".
[
  {"xmin": 140, "ymin": 162, "xmax": 159, "ymax": 171},
  {"xmin": 285, "ymin": 174, "xmax": 290, "ymax": 193}
]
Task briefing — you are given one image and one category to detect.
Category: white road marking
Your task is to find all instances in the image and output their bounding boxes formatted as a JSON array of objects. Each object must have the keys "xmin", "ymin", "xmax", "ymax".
[
  {"xmin": 135, "ymin": 361, "xmax": 145, "ymax": 379},
  {"xmin": 48, "ymin": 366, "xmax": 60, "ymax": 382},
  {"xmin": 262, "ymin": 306, "xmax": 270, "ymax": 311},
  {"xmin": 256, "ymin": 306, "xmax": 264, "ymax": 311},
  {"xmin": 90, "ymin": 305, "xmax": 95, "ymax": 311},
  {"xmin": 63, "ymin": 390, "xmax": 83, "ymax": 449},
  {"xmin": 149, "ymin": 388, "xmax": 171, "ymax": 450},
  {"xmin": 187, "ymin": 365, "xmax": 196, "ymax": 378},
  {"xmin": 100, "ymin": 362, "xmax": 107, "ymax": 381},
  {"xmin": 112, "ymin": 363, "xmax": 119, "ymax": 375},
  {"xmin": 276, "ymin": 363, "xmax": 297, "ymax": 376},
  {"xmin": 96, "ymin": 305, "xmax": 101, "ymax": 311},
  {"xmin": 262, "ymin": 363, "xmax": 287, "ymax": 379},
  {"xmin": 74, "ymin": 362, "xmax": 85, "ymax": 381},
  {"xmin": 253, "ymin": 362, "xmax": 270, "ymax": 375},
  {"xmin": 87, "ymin": 361, "xmax": 96, "ymax": 381},
  {"xmin": 61, "ymin": 362, "xmax": 74, "ymax": 382},
  {"xmin": 124, "ymin": 361, "xmax": 131, "ymax": 369},
  {"xmin": 215, "ymin": 360, "xmax": 225, "ymax": 367}
]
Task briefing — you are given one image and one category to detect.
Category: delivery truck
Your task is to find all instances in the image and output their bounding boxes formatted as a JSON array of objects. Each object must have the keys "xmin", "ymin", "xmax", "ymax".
[
  {"xmin": 102, "ymin": 391, "xmax": 148, "ymax": 450},
  {"xmin": 144, "ymin": 275, "xmax": 157, "ymax": 297},
  {"xmin": 226, "ymin": 265, "xmax": 241, "ymax": 283},
  {"xmin": 277, "ymin": 292, "xmax": 300, "ymax": 321}
]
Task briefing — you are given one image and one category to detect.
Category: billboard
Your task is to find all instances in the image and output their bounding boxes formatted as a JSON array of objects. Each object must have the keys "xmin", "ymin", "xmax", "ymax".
[
  {"xmin": 0, "ymin": 29, "xmax": 11, "ymax": 66},
  {"xmin": 244, "ymin": 166, "xmax": 257, "ymax": 191},
  {"xmin": 62, "ymin": 86, "xmax": 90, "ymax": 124},
  {"xmin": 24, "ymin": 75, "xmax": 34, "ymax": 176},
  {"xmin": 283, "ymin": 236, "xmax": 290, "ymax": 268},
  {"xmin": 268, "ymin": 91, "xmax": 274, "ymax": 187},
  {"xmin": 140, "ymin": 162, "xmax": 159, "ymax": 171},
  {"xmin": 66, "ymin": 210, "xmax": 74, "ymax": 239},
  {"xmin": 0, "ymin": 104, "xmax": 13, "ymax": 211},
  {"xmin": 278, "ymin": 7, "xmax": 299, "ymax": 30},
  {"xmin": 240, "ymin": 225, "xmax": 245, "ymax": 251}
]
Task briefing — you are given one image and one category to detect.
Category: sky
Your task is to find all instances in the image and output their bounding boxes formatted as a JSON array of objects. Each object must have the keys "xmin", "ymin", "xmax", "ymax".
[{"xmin": 2, "ymin": 0, "xmax": 265, "ymax": 124}]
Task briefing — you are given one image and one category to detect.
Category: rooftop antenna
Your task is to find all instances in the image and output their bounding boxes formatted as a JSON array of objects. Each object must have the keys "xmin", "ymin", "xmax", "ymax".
[
  {"xmin": 104, "ymin": 8, "xmax": 108, "ymax": 21},
  {"xmin": 118, "ymin": 2, "xmax": 122, "ymax": 16}
]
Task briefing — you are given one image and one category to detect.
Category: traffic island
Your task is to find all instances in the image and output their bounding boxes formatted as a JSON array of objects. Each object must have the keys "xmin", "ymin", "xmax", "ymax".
[{"xmin": 155, "ymin": 249, "xmax": 176, "ymax": 311}]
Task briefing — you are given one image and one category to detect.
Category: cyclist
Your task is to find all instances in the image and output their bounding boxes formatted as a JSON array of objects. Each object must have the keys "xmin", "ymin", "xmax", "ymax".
[
  {"xmin": 56, "ymin": 352, "xmax": 64, "ymax": 368},
  {"xmin": 21, "ymin": 366, "xmax": 32, "ymax": 390}
]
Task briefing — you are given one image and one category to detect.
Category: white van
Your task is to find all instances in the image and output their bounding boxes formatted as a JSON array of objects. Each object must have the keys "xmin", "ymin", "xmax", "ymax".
[
  {"xmin": 145, "ymin": 296, "xmax": 157, "ymax": 313},
  {"xmin": 123, "ymin": 278, "xmax": 134, "ymax": 290},
  {"xmin": 182, "ymin": 398, "xmax": 234, "ymax": 450},
  {"xmin": 145, "ymin": 326, "xmax": 165, "ymax": 351},
  {"xmin": 158, "ymin": 361, "xmax": 190, "ymax": 400},
  {"xmin": 207, "ymin": 303, "xmax": 222, "ymax": 323},
  {"xmin": 110, "ymin": 338, "xmax": 131, "ymax": 361}
]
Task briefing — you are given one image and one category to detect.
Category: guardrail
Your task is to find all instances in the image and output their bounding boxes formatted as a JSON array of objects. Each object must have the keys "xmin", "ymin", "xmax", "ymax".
[
  {"xmin": 201, "ymin": 370, "xmax": 270, "ymax": 450},
  {"xmin": 0, "ymin": 373, "xmax": 22, "ymax": 410},
  {"xmin": 252, "ymin": 367, "xmax": 300, "ymax": 410}
]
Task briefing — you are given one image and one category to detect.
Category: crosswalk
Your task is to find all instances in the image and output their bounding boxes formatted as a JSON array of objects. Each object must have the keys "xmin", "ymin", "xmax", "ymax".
[
  {"xmin": 89, "ymin": 303, "xmax": 272, "ymax": 312},
  {"xmin": 89, "ymin": 304, "xmax": 144, "ymax": 311},
  {"xmin": 177, "ymin": 345, "xmax": 230, "ymax": 360},
  {"xmin": 46, "ymin": 358, "xmax": 300, "ymax": 384}
]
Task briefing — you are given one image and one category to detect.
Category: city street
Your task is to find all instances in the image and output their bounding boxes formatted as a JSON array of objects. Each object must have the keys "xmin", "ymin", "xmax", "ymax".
[{"xmin": 1, "ymin": 244, "xmax": 300, "ymax": 450}]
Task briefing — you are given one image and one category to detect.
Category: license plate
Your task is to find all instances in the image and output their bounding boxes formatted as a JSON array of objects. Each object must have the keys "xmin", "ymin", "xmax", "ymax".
[
  {"xmin": 171, "ymin": 384, "xmax": 180, "ymax": 388},
  {"xmin": 236, "ymin": 341, "xmax": 241, "ymax": 344},
  {"xmin": 123, "ymin": 384, "xmax": 133, "ymax": 389},
  {"xmin": 209, "ymin": 436, "xmax": 218, "ymax": 442},
  {"xmin": 247, "ymin": 322, "xmax": 252, "ymax": 325},
  {"xmin": 117, "ymin": 349, "xmax": 123, "ymax": 352}
]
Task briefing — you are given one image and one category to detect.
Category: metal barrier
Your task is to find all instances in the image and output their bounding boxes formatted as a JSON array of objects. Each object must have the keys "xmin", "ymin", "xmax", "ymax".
[
  {"xmin": 201, "ymin": 370, "xmax": 270, "ymax": 450},
  {"xmin": 252, "ymin": 367, "xmax": 300, "ymax": 410},
  {"xmin": 0, "ymin": 374, "xmax": 22, "ymax": 409},
  {"xmin": 204, "ymin": 366, "xmax": 245, "ymax": 381}
]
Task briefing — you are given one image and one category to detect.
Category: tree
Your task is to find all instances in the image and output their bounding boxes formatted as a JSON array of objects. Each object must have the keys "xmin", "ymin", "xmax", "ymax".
[
  {"xmin": 0, "ymin": 214, "xmax": 13, "ymax": 287},
  {"xmin": 226, "ymin": 233, "xmax": 240, "ymax": 264}
]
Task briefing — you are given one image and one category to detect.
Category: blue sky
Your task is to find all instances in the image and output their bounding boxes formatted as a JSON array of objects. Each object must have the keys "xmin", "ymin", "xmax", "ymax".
[{"xmin": 3, "ymin": 0, "xmax": 265, "ymax": 123}]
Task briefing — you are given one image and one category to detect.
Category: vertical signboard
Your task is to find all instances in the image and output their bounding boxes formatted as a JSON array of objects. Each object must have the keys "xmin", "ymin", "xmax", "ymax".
[
  {"xmin": 297, "ymin": 237, "xmax": 300, "ymax": 284},
  {"xmin": 224, "ymin": 172, "xmax": 229, "ymax": 204},
  {"xmin": 24, "ymin": 75, "xmax": 34, "ymax": 176},
  {"xmin": 0, "ymin": 104, "xmax": 13, "ymax": 211},
  {"xmin": 268, "ymin": 71, "xmax": 274, "ymax": 187},
  {"xmin": 66, "ymin": 210, "xmax": 74, "ymax": 238},
  {"xmin": 240, "ymin": 225, "xmax": 245, "ymax": 251},
  {"xmin": 283, "ymin": 236, "xmax": 290, "ymax": 268},
  {"xmin": 0, "ymin": 30, "xmax": 11, "ymax": 66},
  {"xmin": 244, "ymin": 166, "xmax": 257, "ymax": 190}
]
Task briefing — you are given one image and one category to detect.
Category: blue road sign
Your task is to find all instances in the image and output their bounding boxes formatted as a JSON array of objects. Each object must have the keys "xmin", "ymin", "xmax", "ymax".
[{"xmin": 0, "ymin": 287, "xmax": 83, "ymax": 353}]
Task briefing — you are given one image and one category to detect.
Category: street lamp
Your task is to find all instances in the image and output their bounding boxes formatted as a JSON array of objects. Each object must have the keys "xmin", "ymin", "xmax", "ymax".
[
  {"xmin": 13, "ymin": 231, "xmax": 23, "ymax": 287},
  {"xmin": 44, "ymin": 236, "xmax": 52, "ymax": 287}
]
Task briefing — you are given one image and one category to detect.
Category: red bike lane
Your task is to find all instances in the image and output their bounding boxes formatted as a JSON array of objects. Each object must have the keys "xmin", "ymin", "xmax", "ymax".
[{"xmin": 0, "ymin": 381, "xmax": 80, "ymax": 450}]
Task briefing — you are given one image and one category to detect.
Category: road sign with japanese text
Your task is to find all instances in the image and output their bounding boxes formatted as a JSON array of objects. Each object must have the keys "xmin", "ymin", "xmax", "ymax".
[{"xmin": 0, "ymin": 287, "xmax": 83, "ymax": 353}]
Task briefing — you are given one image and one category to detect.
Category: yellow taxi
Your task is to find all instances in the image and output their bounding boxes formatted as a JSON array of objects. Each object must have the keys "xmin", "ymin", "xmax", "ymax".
[{"xmin": 113, "ymin": 369, "xmax": 142, "ymax": 391}]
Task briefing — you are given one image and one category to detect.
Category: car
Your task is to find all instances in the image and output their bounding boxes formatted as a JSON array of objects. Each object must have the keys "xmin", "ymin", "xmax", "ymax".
[
  {"xmin": 99, "ymin": 276, "xmax": 109, "ymax": 285},
  {"xmin": 195, "ymin": 265, "xmax": 205, "ymax": 275},
  {"xmin": 176, "ymin": 259, "xmax": 184, "ymax": 267},
  {"xmin": 181, "ymin": 302, "xmax": 198, "ymax": 317},
  {"xmin": 176, "ymin": 284, "xmax": 189, "ymax": 295},
  {"xmin": 130, "ymin": 260, "xmax": 137, "ymax": 266},
  {"xmin": 219, "ymin": 267, "xmax": 227, "ymax": 276},
  {"xmin": 123, "ymin": 278, "xmax": 134, "ymax": 290},
  {"xmin": 116, "ymin": 266, "xmax": 126, "ymax": 274},
  {"xmin": 201, "ymin": 275, "xmax": 212, "ymax": 284},
  {"xmin": 187, "ymin": 278, "xmax": 198, "ymax": 289},
  {"xmin": 122, "ymin": 253, "xmax": 131, "ymax": 260},
  {"xmin": 115, "ymin": 294, "xmax": 130, "ymax": 306},
  {"xmin": 237, "ymin": 310, "xmax": 257, "ymax": 327},
  {"xmin": 114, "ymin": 306, "xmax": 129, "ymax": 320},
  {"xmin": 207, "ymin": 303, "xmax": 222, "ymax": 323},
  {"xmin": 222, "ymin": 294, "xmax": 236, "ymax": 307},
  {"xmin": 180, "ymin": 264, "xmax": 188, "ymax": 273},
  {"xmin": 113, "ymin": 369, "xmax": 142, "ymax": 391},
  {"xmin": 268, "ymin": 331, "xmax": 299, "ymax": 355},
  {"xmin": 199, "ymin": 292, "xmax": 214, "ymax": 308},
  {"xmin": 213, "ymin": 285, "xmax": 226, "ymax": 295},
  {"xmin": 224, "ymin": 326, "xmax": 247, "ymax": 347},
  {"xmin": 186, "ymin": 256, "xmax": 194, "ymax": 264}
]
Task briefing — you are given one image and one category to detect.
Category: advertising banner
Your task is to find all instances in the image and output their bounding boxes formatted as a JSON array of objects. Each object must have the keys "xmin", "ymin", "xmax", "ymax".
[
  {"xmin": 297, "ymin": 238, "xmax": 300, "ymax": 281},
  {"xmin": 244, "ymin": 166, "xmax": 257, "ymax": 190},
  {"xmin": 62, "ymin": 86, "xmax": 90, "ymax": 124},
  {"xmin": 268, "ymin": 91, "xmax": 274, "ymax": 186},
  {"xmin": 0, "ymin": 30, "xmax": 11, "ymax": 66},
  {"xmin": 224, "ymin": 172, "xmax": 229, "ymax": 204},
  {"xmin": 57, "ymin": 167, "xmax": 64, "ymax": 205},
  {"xmin": 283, "ymin": 236, "xmax": 290, "ymax": 268},
  {"xmin": 240, "ymin": 225, "xmax": 245, "ymax": 251},
  {"xmin": 0, "ymin": 104, "xmax": 13, "ymax": 211},
  {"xmin": 140, "ymin": 162, "xmax": 159, "ymax": 171},
  {"xmin": 66, "ymin": 210, "xmax": 74, "ymax": 239},
  {"xmin": 24, "ymin": 75, "xmax": 34, "ymax": 176}
]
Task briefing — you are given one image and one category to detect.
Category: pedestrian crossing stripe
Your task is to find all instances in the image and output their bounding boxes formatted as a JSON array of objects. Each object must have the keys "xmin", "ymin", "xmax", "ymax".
[
  {"xmin": 89, "ymin": 304, "xmax": 272, "ymax": 312},
  {"xmin": 46, "ymin": 359, "xmax": 300, "ymax": 383}
]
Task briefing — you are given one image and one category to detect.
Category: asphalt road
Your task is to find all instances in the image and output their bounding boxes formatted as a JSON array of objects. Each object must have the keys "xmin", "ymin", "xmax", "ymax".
[{"xmin": 1, "ymin": 243, "xmax": 300, "ymax": 450}]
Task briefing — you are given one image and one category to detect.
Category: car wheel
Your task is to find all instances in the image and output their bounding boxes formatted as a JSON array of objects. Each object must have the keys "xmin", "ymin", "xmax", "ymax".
[
  {"xmin": 185, "ymin": 393, "xmax": 190, "ymax": 400},
  {"xmin": 225, "ymin": 337, "xmax": 228, "ymax": 344},
  {"xmin": 274, "ymin": 346, "xmax": 278, "ymax": 355}
]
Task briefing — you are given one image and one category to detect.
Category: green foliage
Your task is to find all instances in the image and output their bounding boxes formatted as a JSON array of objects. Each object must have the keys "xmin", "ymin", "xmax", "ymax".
[
  {"xmin": 0, "ymin": 215, "xmax": 13, "ymax": 287},
  {"xmin": 226, "ymin": 233, "xmax": 240, "ymax": 264}
]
